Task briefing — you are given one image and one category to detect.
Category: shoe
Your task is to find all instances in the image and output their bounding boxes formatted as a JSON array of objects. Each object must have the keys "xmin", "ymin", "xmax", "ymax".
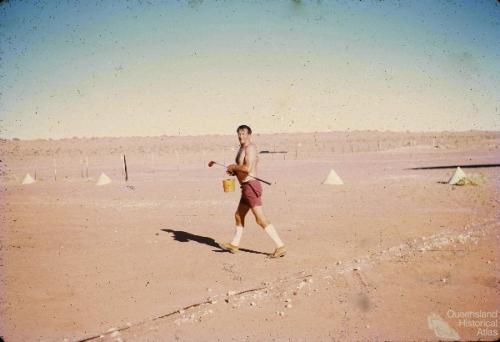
[
  {"xmin": 269, "ymin": 245, "xmax": 287, "ymax": 258},
  {"xmin": 218, "ymin": 242, "xmax": 239, "ymax": 254}
]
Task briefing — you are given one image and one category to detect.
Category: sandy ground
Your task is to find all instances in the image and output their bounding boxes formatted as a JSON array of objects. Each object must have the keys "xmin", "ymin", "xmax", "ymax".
[{"xmin": 0, "ymin": 131, "xmax": 499, "ymax": 341}]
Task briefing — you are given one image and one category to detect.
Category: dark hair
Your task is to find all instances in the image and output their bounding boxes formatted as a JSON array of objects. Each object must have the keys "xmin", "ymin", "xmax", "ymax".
[{"xmin": 236, "ymin": 125, "xmax": 252, "ymax": 134}]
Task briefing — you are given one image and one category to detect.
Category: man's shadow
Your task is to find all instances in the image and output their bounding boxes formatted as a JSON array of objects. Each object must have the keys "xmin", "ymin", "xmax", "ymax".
[{"xmin": 161, "ymin": 229, "xmax": 268, "ymax": 255}]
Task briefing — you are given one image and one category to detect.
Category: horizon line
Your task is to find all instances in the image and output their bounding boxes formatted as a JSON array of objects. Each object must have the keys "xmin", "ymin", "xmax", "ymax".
[{"xmin": 2, "ymin": 128, "xmax": 499, "ymax": 142}]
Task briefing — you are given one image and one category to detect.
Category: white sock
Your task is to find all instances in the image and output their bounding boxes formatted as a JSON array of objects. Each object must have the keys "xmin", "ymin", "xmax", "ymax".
[
  {"xmin": 231, "ymin": 226, "xmax": 244, "ymax": 246},
  {"xmin": 264, "ymin": 224, "xmax": 284, "ymax": 248}
]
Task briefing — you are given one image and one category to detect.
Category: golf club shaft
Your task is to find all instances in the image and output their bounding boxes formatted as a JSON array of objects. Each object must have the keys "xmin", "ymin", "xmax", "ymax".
[{"xmin": 212, "ymin": 162, "xmax": 272, "ymax": 186}]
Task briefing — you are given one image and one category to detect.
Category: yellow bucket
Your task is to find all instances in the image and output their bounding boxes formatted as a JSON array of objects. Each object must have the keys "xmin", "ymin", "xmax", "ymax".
[{"xmin": 222, "ymin": 178, "xmax": 235, "ymax": 192}]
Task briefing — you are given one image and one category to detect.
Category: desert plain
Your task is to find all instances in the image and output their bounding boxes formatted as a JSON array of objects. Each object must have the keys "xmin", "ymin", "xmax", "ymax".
[{"xmin": 0, "ymin": 130, "xmax": 499, "ymax": 341}]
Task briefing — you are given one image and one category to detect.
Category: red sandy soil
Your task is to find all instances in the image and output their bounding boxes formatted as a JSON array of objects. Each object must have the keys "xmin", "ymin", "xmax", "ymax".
[{"xmin": 0, "ymin": 131, "xmax": 499, "ymax": 341}]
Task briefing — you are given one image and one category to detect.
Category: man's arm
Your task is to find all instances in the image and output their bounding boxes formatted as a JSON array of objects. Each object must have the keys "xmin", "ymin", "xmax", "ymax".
[{"xmin": 228, "ymin": 145, "xmax": 256, "ymax": 175}]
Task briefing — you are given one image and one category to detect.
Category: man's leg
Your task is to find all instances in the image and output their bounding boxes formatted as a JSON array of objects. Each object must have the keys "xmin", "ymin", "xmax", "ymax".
[
  {"xmin": 231, "ymin": 202, "xmax": 250, "ymax": 246},
  {"xmin": 250, "ymin": 205, "xmax": 270, "ymax": 229},
  {"xmin": 235, "ymin": 202, "xmax": 250, "ymax": 227},
  {"xmin": 251, "ymin": 206, "xmax": 286, "ymax": 257},
  {"xmin": 219, "ymin": 202, "xmax": 250, "ymax": 253}
]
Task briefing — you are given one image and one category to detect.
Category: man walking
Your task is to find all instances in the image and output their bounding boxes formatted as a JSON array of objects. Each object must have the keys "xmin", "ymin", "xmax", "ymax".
[{"xmin": 219, "ymin": 125, "xmax": 287, "ymax": 258}]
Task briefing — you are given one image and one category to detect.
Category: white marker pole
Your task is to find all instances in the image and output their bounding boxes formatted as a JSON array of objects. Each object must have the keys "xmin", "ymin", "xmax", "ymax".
[
  {"xmin": 53, "ymin": 158, "xmax": 57, "ymax": 181},
  {"xmin": 85, "ymin": 156, "xmax": 89, "ymax": 179}
]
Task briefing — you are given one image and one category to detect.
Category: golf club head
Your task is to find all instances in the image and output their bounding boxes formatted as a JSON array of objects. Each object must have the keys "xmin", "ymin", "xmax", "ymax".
[{"xmin": 208, "ymin": 161, "xmax": 215, "ymax": 167}]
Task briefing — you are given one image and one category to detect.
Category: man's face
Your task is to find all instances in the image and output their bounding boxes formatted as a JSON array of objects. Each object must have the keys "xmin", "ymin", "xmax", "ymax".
[{"xmin": 237, "ymin": 129, "xmax": 251, "ymax": 145}]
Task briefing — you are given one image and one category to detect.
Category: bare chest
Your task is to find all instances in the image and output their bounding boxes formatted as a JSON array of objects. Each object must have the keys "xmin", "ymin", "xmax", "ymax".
[{"xmin": 235, "ymin": 147, "xmax": 245, "ymax": 165}]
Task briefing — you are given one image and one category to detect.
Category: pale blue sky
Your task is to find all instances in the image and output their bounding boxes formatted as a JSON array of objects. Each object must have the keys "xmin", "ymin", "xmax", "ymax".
[{"xmin": 1, "ymin": 0, "xmax": 499, "ymax": 139}]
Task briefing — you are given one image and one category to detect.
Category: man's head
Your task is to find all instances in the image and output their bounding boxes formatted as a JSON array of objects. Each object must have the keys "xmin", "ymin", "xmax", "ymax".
[{"xmin": 236, "ymin": 124, "xmax": 252, "ymax": 145}]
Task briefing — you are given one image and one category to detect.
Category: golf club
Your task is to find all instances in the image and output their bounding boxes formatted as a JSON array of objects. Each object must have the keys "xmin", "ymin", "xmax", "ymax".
[{"xmin": 208, "ymin": 160, "xmax": 272, "ymax": 186}]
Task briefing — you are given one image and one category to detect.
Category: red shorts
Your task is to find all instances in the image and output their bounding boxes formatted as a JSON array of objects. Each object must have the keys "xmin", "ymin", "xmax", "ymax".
[{"xmin": 239, "ymin": 180, "xmax": 262, "ymax": 208}]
